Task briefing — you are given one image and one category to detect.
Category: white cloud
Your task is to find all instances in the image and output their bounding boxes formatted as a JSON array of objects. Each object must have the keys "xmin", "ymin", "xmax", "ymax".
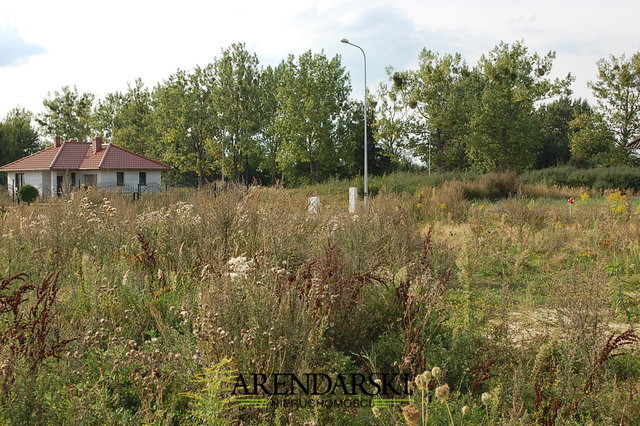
[
  {"xmin": 0, "ymin": 0, "xmax": 639, "ymax": 117},
  {"xmin": 0, "ymin": 23, "xmax": 44, "ymax": 67}
]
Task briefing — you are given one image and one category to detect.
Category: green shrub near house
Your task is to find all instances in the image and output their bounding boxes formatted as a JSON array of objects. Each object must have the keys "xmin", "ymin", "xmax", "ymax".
[{"xmin": 17, "ymin": 185, "xmax": 38, "ymax": 204}]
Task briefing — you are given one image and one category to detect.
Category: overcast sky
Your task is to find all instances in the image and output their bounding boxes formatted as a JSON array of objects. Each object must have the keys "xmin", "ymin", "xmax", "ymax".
[{"xmin": 1, "ymin": 0, "xmax": 639, "ymax": 119}]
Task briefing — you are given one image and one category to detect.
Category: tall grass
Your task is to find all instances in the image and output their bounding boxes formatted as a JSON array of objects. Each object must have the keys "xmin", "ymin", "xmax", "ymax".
[{"xmin": 0, "ymin": 183, "xmax": 639, "ymax": 424}]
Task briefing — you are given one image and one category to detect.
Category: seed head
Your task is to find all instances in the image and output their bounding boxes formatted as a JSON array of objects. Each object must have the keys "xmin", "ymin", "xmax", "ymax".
[
  {"xmin": 372, "ymin": 406, "xmax": 381, "ymax": 418},
  {"xmin": 435, "ymin": 383, "xmax": 450, "ymax": 402},
  {"xmin": 414, "ymin": 374, "xmax": 428, "ymax": 391},
  {"xmin": 402, "ymin": 404, "xmax": 420, "ymax": 426},
  {"xmin": 431, "ymin": 366, "xmax": 442, "ymax": 380},
  {"xmin": 481, "ymin": 392, "xmax": 492, "ymax": 405},
  {"xmin": 462, "ymin": 405, "xmax": 469, "ymax": 416}
]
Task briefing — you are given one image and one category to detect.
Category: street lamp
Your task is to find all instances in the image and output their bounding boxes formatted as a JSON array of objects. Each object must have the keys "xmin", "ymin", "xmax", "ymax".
[{"xmin": 341, "ymin": 38, "xmax": 368, "ymax": 207}]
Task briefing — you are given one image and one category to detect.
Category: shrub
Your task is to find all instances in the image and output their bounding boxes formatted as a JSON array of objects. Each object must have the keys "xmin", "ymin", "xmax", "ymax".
[{"xmin": 17, "ymin": 185, "xmax": 38, "ymax": 204}]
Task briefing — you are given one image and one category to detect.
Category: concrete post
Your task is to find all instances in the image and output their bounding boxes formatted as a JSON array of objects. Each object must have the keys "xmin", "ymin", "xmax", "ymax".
[
  {"xmin": 349, "ymin": 187, "xmax": 358, "ymax": 213},
  {"xmin": 308, "ymin": 197, "xmax": 320, "ymax": 214}
]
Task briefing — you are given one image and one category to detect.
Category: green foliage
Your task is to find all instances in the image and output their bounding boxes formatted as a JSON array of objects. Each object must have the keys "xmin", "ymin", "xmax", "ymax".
[
  {"xmin": 569, "ymin": 112, "xmax": 618, "ymax": 167},
  {"xmin": 536, "ymin": 97, "xmax": 592, "ymax": 168},
  {"xmin": 519, "ymin": 165, "xmax": 640, "ymax": 190},
  {"xmin": 589, "ymin": 52, "xmax": 640, "ymax": 145},
  {"xmin": 273, "ymin": 50, "xmax": 351, "ymax": 184},
  {"xmin": 93, "ymin": 79, "xmax": 157, "ymax": 155},
  {"xmin": 183, "ymin": 358, "xmax": 238, "ymax": 425},
  {"xmin": 0, "ymin": 108, "xmax": 40, "ymax": 184},
  {"xmin": 212, "ymin": 43, "xmax": 263, "ymax": 184},
  {"xmin": 17, "ymin": 184, "xmax": 38, "ymax": 204},
  {"xmin": 153, "ymin": 65, "xmax": 218, "ymax": 186},
  {"xmin": 37, "ymin": 85, "xmax": 95, "ymax": 141},
  {"xmin": 466, "ymin": 41, "xmax": 573, "ymax": 172}
]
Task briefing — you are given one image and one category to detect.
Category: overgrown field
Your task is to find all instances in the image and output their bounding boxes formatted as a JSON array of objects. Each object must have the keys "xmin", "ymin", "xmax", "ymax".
[{"xmin": 1, "ymin": 178, "xmax": 639, "ymax": 425}]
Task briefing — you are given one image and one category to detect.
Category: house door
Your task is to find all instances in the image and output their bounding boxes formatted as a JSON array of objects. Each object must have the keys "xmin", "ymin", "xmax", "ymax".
[{"xmin": 56, "ymin": 176, "xmax": 63, "ymax": 196}]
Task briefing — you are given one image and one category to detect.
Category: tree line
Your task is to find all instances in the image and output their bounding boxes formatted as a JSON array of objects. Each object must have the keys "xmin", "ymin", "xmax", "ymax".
[{"xmin": 1, "ymin": 41, "xmax": 639, "ymax": 186}]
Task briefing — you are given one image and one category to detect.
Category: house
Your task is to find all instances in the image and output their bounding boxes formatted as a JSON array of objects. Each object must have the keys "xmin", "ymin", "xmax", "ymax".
[{"xmin": 0, "ymin": 136, "xmax": 171, "ymax": 197}]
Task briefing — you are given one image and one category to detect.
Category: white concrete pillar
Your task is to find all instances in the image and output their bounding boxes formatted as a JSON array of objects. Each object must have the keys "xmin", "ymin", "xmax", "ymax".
[
  {"xmin": 308, "ymin": 197, "xmax": 320, "ymax": 214},
  {"xmin": 349, "ymin": 187, "xmax": 358, "ymax": 213}
]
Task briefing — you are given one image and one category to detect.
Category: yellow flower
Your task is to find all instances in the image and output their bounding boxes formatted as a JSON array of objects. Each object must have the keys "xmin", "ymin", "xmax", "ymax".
[
  {"xmin": 606, "ymin": 192, "xmax": 627, "ymax": 203},
  {"xmin": 617, "ymin": 204, "xmax": 627, "ymax": 213},
  {"xmin": 439, "ymin": 203, "xmax": 447, "ymax": 210},
  {"xmin": 580, "ymin": 192, "xmax": 590, "ymax": 201},
  {"xmin": 478, "ymin": 204, "xmax": 486, "ymax": 210},
  {"xmin": 416, "ymin": 203, "xmax": 423, "ymax": 208}
]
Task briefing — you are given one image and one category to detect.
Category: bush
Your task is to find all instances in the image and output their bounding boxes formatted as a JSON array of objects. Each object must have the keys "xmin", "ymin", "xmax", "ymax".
[
  {"xmin": 17, "ymin": 185, "xmax": 38, "ymax": 204},
  {"xmin": 519, "ymin": 166, "xmax": 640, "ymax": 191}
]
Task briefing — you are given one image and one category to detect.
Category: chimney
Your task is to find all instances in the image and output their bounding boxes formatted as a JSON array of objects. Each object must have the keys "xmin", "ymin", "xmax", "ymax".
[
  {"xmin": 92, "ymin": 136, "xmax": 103, "ymax": 153},
  {"xmin": 54, "ymin": 136, "xmax": 62, "ymax": 147}
]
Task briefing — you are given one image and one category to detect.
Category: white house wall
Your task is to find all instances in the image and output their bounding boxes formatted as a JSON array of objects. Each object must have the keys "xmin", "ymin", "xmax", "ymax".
[
  {"xmin": 6, "ymin": 169, "xmax": 163, "ymax": 197},
  {"xmin": 97, "ymin": 171, "xmax": 163, "ymax": 193},
  {"xmin": 7, "ymin": 171, "xmax": 46, "ymax": 197}
]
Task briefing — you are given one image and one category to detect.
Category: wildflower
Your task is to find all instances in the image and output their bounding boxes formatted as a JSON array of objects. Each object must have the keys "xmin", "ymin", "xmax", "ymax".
[
  {"xmin": 435, "ymin": 384, "xmax": 449, "ymax": 402},
  {"xmin": 416, "ymin": 203, "xmax": 423, "ymax": 208},
  {"xmin": 402, "ymin": 404, "xmax": 420, "ymax": 426},
  {"xmin": 478, "ymin": 204, "xmax": 486, "ymax": 210},
  {"xmin": 372, "ymin": 406, "xmax": 381, "ymax": 418},
  {"xmin": 462, "ymin": 405, "xmax": 469, "ymax": 416},
  {"xmin": 481, "ymin": 392, "xmax": 492, "ymax": 405},
  {"xmin": 431, "ymin": 366, "xmax": 442, "ymax": 380},
  {"xmin": 439, "ymin": 203, "xmax": 447, "ymax": 210},
  {"xmin": 580, "ymin": 192, "xmax": 590, "ymax": 201}
]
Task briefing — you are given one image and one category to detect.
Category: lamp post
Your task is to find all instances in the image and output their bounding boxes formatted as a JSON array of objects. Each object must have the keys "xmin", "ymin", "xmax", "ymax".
[{"xmin": 341, "ymin": 38, "xmax": 368, "ymax": 207}]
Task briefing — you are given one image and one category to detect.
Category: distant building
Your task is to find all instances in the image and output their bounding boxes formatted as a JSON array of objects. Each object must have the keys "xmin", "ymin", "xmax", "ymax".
[{"xmin": 0, "ymin": 137, "xmax": 171, "ymax": 197}]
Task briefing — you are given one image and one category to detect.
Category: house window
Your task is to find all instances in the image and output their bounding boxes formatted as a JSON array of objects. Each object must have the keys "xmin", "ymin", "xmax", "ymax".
[
  {"xmin": 139, "ymin": 172, "xmax": 146, "ymax": 186},
  {"xmin": 71, "ymin": 173, "xmax": 76, "ymax": 188},
  {"xmin": 84, "ymin": 174, "xmax": 97, "ymax": 188},
  {"xmin": 117, "ymin": 172, "xmax": 124, "ymax": 186},
  {"xmin": 15, "ymin": 173, "xmax": 24, "ymax": 189}
]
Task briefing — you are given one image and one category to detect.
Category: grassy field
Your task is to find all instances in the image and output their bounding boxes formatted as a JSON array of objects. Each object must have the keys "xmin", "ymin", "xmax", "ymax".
[{"xmin": 1, "ymin": 175, "xmax": 639, "ymax": 425}]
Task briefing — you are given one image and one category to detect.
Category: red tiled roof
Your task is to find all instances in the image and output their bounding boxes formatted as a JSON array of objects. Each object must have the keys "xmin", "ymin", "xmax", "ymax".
[
  {"xmin": 0, "ymin": 145, "xmax": 59, "ymax": 171},
  {"xmin": 0, "ymin": 141, "xmax": 171, "ymax": 172},
  {"xmin": 99, "ymin": 144, "xmax": 170, "ymax": 170}
]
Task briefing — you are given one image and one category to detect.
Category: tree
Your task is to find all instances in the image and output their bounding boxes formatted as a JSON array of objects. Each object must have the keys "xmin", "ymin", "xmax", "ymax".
[
  {"xmin": 93, "ymin": 79, "xmax": 156, "ymax": 156},
  {"xmin": 372, "ymin": 68, "xmax": 415, "ymax": 167},
  {"xmin": 273, "ymin": 51, "xmax": 350, "ymax": 184},
  {"xmin": 256, "ymin": 65, "xmax": 282, "ymax": 183},
  {"xmin": 466, "ymin": 41, "xmax": 573, "ymax": 172},
  {"xmin": 569, "ymin": 112, "xmax": 617, "ymax": 167},
  {"xmin": 0, "ymin": 108, "xmax": 41, "ymax": 184},
  {"xmin": 153, "ymin": 66, "xmax": 218, "ymax": 186},
  {"xmin": 589, "ymin": 53, "xmax": 640, "ymax": 145},
  {"xmin": 0, "ymin": 108, "xmax": 40, "ymax": 165},
  {"xmin": 535, "ymin": 97, "xmax": 592, "ymax": 168},
  {"xmin": 406, "ymin": 50, "xmax": 476, "ymax": 170},
  {"xmin": 212, "ymin": 43, "xmax": 263, "ymax": 184},
  {"xmin": 37, "ymin": 86, "xmax": 94, "ymax": 141}
]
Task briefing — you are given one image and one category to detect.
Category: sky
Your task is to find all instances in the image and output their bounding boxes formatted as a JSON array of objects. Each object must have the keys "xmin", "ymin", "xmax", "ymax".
[{"xmin": 1, "ymin": 0, "xmax": 639, "ymax": 119}]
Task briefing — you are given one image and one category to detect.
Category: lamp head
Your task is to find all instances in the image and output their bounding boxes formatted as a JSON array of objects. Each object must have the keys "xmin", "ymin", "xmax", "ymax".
[{"xmin": 341, "ymin": 38, "xmax": 349, "ymax": 44}]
